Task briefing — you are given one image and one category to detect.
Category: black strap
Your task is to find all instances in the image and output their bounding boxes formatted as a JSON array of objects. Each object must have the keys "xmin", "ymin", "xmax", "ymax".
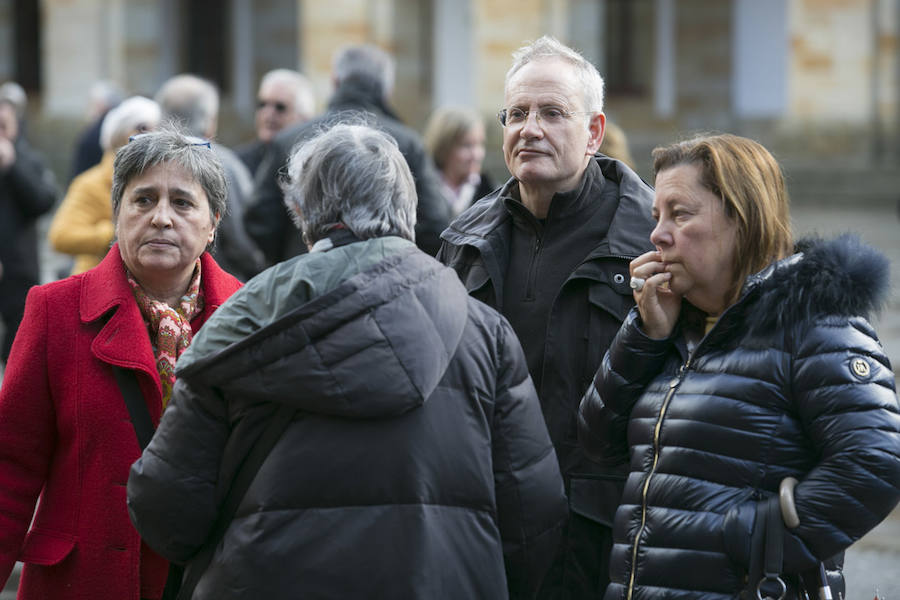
[
  {"xmin": 748, "ymin": 496, "xmax": 786, "ymax": 600},
  {"xmin": 176, "ymin": 403, "xmax": 299, "ymax": 600},
  {"xmin": 113, "ymin": 366, "xmax": 154, "ymax": 450},
  {"xmin": 763, "ymin": 496, "xmax": 784, "ymax": 580},
  {"xmin": 113, "ymin": 365, "xmax": 184, "ymax": 597}
]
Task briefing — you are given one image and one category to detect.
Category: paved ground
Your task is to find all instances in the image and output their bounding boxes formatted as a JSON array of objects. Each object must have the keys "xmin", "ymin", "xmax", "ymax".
[{"xmin": 2, "ymin": 202, "xmax": 900, "ymax": 597}]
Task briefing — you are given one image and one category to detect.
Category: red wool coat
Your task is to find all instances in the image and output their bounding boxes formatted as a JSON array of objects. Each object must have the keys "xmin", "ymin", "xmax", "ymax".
[{"xmin": 0, "ymin": 245, "xmax": 241, "ymax": 600}]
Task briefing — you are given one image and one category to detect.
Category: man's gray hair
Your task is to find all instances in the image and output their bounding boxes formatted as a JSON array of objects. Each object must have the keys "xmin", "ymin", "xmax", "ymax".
[
  {"xmin": 332, "ymin": 44, "xmax": 395, "ymax": 100},
  {"xmin": 260, "ymin": 69, "xmax": 316, "ymax": 119},
  {"xmin": 100, "ymin": 96, "xmax": 161, "ymax": 151},
  {"xmin": 281, "ymin": 122, "xmax": 416, "ymax": 245},
  {"xmin": 154, "ymin": 74, "xmax": 219, "ymax": 137},
  {"xmin": 0, "ymin": 81, "xmax": 27, "ymax": 117},
  {"xmin": 505, "ymin": 35, "xmax": 605, "ymax": 114},
  {"xmin": 111, "ymin": 123, "xmax": 227, "ymax": 221}
]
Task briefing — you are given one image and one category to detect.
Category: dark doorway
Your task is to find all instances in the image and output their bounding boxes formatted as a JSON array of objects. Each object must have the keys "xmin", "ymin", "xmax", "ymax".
[{"xmin": 13, "ymin": 0, "xmax": 41, "ymax": 93}]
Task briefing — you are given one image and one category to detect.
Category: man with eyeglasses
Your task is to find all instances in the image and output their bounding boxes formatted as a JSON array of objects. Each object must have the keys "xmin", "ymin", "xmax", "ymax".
[
  {"xmin": 437, "ymin": 36, "xmax": 656, "ymax": 600},
  {"xmin": 236, "ymin": 69, "xmax": 315, "ymax": 175}
]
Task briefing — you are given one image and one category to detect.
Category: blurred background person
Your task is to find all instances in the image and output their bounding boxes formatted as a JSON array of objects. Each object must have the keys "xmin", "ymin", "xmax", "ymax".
[
  {"xmin": 0, "ymin": 126, "xmax": 241, "ymax": 599},
  {"xmin": 246, "ymin": 44, "xmax": 449, "ymax": 265},
  {"xmin": 424, "ymin": 106, "xmax": 496, "ymax": 218},
  {"xmin": 156, "ymin": 74, "xmax": 266, "ymax": 280},
  {"xmin": 49, "ymin": 95, "xmax": 160, "ymax": 275},
  {"xmin": 597, "ymin": 120, "xmax": 636, "ymax": 171},
  {"xmin": 128, "ymin": 123, "xmax": 566, "ymax": 600},
  {"xmin": 236, "ymin": 68, "xmax": 315, "ymax": 175},
  {"xmin": 578, "ymin": 133, "xmax": 900, "ymax": 599},
  {"xmin": 0, "ymin": 96, "xmax": 56, "ymax": 368},
  {"xmin": 70, "ymin": 80, "xmax": 125, "ymax": 181},
  {"xmin": 0, "ymin": 82, "xmax": 27, "ymax": 140}
]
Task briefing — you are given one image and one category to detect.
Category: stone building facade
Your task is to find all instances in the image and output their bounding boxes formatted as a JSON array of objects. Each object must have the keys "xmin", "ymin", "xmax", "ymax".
[{"xmin": 1, "ymin": 0, "xmax": 897, "ymax": 180}]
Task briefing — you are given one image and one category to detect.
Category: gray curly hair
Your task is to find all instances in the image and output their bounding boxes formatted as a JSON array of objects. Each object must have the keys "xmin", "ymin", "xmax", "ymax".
[{"xmin": 281, "ymin": 122, "xmax": 416, "ymax": 246}]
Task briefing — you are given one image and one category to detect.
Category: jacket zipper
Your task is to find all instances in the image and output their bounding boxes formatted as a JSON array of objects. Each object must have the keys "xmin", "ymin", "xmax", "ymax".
[
  {"xmin": 524, "ymin": 233, "xmax": 543, "ymax": 301},
  {"xmin": 626, "ymin": 356, "xmax": 692, "ymax": 600}
]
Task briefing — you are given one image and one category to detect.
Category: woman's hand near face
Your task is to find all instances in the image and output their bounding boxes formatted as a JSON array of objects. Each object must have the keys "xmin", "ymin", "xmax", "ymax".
[{"xmin": 630, "ymin": 250, "xmax": 680, "ymax": 339}]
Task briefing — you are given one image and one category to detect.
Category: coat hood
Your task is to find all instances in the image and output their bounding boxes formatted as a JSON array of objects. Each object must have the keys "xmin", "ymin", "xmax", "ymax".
[
  {"xmin": 739, "ymin": 233, "xmax": 891, "ymax": 338},
  {"xmin": 177, "ymin": 238, "xmax": 468, "ymax": 419}
]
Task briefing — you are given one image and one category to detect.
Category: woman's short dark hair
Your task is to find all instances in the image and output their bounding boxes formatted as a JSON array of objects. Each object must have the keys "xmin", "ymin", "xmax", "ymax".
[
  {"xmin": 281, "ymin": 123, "xmax": 416, "ymax": 245},
  {"xmin": 652, "ymin": 133, "xmax": 794, "ymax": 305},
  {"xmin": 111, "ymin": 123, "xmax": 227, "ymax": 221}
]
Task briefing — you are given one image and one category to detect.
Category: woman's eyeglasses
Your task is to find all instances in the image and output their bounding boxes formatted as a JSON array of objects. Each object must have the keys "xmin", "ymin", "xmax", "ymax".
[{"xmin": 128, "ymin": 133, "xmax": 211, "ymax": 148}]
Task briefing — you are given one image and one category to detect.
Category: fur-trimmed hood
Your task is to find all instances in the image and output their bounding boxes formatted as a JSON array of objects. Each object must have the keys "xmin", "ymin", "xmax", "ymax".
[{"xmin": 740, "ymin": 233, "xmax": 890, "ymax": 337}]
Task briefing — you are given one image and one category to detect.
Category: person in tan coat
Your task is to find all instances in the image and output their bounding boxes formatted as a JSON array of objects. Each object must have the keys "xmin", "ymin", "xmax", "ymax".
[{"xmin": 49, "ymin": 96, "xmax": 160, "ymax": 275}]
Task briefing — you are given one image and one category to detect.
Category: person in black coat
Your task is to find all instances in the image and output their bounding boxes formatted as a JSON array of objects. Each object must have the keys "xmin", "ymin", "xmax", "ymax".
[
  {"xmin": 578, "ymin": 133, "xmax": 900, "ymax": 599},
  {"xmin": 0, "ymin": 98, "xmax": 57, "ymax": 364},
  {"xmin": 245, "ymin": 44, "xmax": 450, "ymax": 265},
  {"xmin": 69, "ymin": 80, "xmax": 124, "ymax": 180},
  {"xmin": 437, "ymin": 36, "xmax": 657, "ymax": 599},
  {"xmin": 127, "ymin": 123, "xmax": 568, "ymax": 600}
]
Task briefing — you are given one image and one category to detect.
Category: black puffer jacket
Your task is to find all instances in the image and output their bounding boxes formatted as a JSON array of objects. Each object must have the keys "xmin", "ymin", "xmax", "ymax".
[
  {"xmin": 579, "ymin": 235, "xmax": 900, "ymax": 599},
  {"xmin": 438, "ymin": 156, "xmax": 656, "ymax": 527},
  {"xmin": 128, "ymin": 237, "xmax": 567, "ymax": 599}
]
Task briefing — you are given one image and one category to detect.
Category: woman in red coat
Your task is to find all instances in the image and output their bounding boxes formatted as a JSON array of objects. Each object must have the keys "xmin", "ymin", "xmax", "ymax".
[{"xmin": 0, "ymin": 127, "xmax": 242, "ymax": 600}]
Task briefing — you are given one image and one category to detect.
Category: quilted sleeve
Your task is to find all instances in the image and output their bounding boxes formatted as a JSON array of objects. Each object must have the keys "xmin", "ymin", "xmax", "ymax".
[
  {"xmin": 491, "ymin": 316, "xmax": 568, "ymax": 599},
  {"xmin": 787, "ymin": 315, "xmax": 900, "ymax": 561},
  {"xmin": 127, "ymin": 377, "xmax": 230, "ymax": 563},
  {"xmin": 578, "ymin": 308, "xmax": 673, "ymax": 464}
]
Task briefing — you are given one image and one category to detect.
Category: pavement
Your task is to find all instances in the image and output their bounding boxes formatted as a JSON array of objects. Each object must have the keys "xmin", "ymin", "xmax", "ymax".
[{"xmin": 2, "ymin": 202, "xmax": 900, "ymax": 598}]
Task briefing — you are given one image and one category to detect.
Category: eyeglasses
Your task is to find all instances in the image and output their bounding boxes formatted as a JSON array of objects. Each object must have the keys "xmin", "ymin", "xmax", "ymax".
[
  {"xmin": 497, "ymin": 106, "xmax": 589, "ymax": 128},
  {"xmin": 257, "ymin": 99, "xmax": 289, "ymax": 113},
  {"xmin": 128, "ymin": 133, "xmax": 211, "ymax": 148}
]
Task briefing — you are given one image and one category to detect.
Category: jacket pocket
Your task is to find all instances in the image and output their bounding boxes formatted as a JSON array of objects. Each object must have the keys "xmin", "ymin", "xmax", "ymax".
[
  {"xmin": 585, "ymin": 282, "xmax": 635, "ymax": 383},
  {"xmin": 588, "ymin": 279, "xmax": 634, "ymax": 323},
  {"xmin": 569, "ymin": 475, "xmax": 626, "ymax": 528},
  {"xmin": 19, "ymin": 529, "xmax": 76, "ymax": 565}
]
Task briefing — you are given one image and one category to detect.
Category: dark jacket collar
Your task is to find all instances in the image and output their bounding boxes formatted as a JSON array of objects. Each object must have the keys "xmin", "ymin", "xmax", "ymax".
[
  {"xmin": 502, "ymin": 159, "xmax": 603, "ymax": 228},
  {"xmin": 326, "ymin": 76, "xmax": 401, "ymax": 122},
  {"xmin": 442, "ymin": 154, "xmax": 655, "ymax": 261}
]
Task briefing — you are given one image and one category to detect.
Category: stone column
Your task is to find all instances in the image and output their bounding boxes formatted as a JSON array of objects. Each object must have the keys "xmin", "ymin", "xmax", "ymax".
[{"xmin": 42, "ymin": 0, "xmax": 127, "ymax": 116}]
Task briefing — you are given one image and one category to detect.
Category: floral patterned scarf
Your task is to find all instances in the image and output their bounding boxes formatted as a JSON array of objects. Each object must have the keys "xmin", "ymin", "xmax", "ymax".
[{"xmin": 127, "ymin": 260, "xmax": 204, "ymax": 408}]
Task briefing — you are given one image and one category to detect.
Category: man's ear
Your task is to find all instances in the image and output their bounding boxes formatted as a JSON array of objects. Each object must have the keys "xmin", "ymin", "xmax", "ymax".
[{"xmin": 586, "ymin": 112, "xmax": 606, "ymax": 155}]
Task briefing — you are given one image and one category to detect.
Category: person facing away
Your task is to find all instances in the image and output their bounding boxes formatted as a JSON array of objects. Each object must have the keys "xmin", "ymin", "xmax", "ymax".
[
  {"xmin": 436, "ymin": 35, "xmax": 657, "ymax": 599},
  {"xmin": 424, "ymin": 105, "xmax": 497, "ymax": 218},
  {"xmin": 155, "ymin": 73, "xmax": 266, "ymax": 281},
  {"xmin": 0, "ymin": 125, "xmax": 242, "ymax": 599},
  {"xmin": 578, "ymin": 133, "xmax": 900, "ymax": 599},
  {"xmin": 235, "ymin": 68, "xmax": 315, "ymax": 175},
  {"xmin": 49, "ymin": 95, "xmax": 161, "ymax": 275},
  {"xmin": 127, "ymin": 122, "xmax": 568, "ymax": 600},
  {"xmin": 245, "ymin": 43, "xmax": 450, "ymax": 265},
  {"xmin": 0, "ymin": 97, "xmax": 57, "ymax": 367}
]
